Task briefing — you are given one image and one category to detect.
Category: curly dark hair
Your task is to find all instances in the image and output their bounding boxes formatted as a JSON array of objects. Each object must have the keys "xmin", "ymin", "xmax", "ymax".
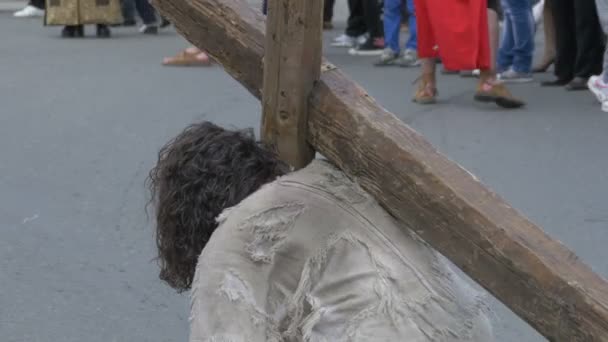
[{"xmin": 147, "ymin": 121, "xmax": 289, "ymax": 292}]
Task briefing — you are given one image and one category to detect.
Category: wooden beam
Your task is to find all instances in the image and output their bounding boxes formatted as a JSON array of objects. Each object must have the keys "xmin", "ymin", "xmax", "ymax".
[
  {"xmin": 152, "ymin": 0, "xmax": 608, "ymax": 340},
  {"xmin": 261, "ymin": 0, "xmax": 321, "ymax": 169}
]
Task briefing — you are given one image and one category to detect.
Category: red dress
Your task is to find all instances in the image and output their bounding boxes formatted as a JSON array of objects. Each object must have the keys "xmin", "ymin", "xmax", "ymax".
[{"xmin": 414, "ymin": 0, "xmax": 491, "ymax": 71}]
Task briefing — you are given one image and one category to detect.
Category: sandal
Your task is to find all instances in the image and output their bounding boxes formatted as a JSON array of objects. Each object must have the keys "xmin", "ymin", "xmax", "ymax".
[
  {"xmin": 412, "ymin": 74, "xmax": 438, "ymax": 104},
  {"xmin": 474, "ymin": 80, "xmax": 525, "ymax": 109},
  {"xmin": 162, "ymin": 48, "xmax": 212, "ymax": 67}
]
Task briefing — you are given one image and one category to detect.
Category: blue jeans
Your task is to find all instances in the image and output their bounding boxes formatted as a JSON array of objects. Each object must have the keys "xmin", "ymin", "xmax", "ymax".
[
  {"xmin": 384, "ymin": 0, "xmax": 416, "ymax": 53},
  {"xmin": 497, "ymin": 0, "xmax": 535, "ymax": 73}
]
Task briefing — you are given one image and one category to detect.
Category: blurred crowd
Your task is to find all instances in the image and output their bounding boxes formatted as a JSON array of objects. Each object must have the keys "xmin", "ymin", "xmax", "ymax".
[
  {"xmin": 12, "ymin": 0, "xmax": 608, "ymax": 112},
  {"xmin": 318, "ymin": 0, "xmax": 608, "ymax": 111}
]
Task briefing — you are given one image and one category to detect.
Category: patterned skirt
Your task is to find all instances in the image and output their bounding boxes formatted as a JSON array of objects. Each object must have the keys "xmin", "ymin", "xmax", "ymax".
[{"xmin": 46, "ymin": 0, "xmax": 123, "ymax": 25}]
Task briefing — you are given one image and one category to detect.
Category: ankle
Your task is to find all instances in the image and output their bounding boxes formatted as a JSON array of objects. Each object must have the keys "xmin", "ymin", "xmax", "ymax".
[
  {"xmin": 422, "ymin": 72, "xmax": 436, "ymax": 85},
  {"xmin": 480, "ymin": 69, "xmax": 495, "ymax": 81}
]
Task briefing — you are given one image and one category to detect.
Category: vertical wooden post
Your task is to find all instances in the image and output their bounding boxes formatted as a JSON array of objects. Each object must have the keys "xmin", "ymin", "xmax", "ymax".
[{"xmin": 262, "ymin": 0, "xmax": 322, "ymax": 169}]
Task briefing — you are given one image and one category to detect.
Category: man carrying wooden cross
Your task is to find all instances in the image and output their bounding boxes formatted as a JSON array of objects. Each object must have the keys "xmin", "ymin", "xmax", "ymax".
[{"xmin": 149, "ymin": 122, "xmax": 495, "ymax": 341}]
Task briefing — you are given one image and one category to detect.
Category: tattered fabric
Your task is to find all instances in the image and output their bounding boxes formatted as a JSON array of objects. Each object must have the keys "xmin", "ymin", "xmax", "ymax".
[{"xmin": 190, "ymin": 160, "xmax": 494, "ymax": 342}]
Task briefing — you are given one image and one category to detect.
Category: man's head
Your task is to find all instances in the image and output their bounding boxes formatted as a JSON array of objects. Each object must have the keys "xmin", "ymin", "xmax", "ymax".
[{"xmin": 148, "ymin": 122, "xmax": 288, "ymax": 292}]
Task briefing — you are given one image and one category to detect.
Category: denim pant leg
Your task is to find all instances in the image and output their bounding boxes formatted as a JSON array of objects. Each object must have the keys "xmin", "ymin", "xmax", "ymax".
[
  {"xmin": 384, "ymin": 0, "xmax": 402, "ymax": 53},
  {"xmin": 497, "ymin": 1, "xmax": 515, "ymax": 72},
  {"xmin": 507, "ymin": 0, "xmax": 535, "ymax": 72},
  {"xmin": 135, "ymin": 0, "xmax": 157, "ymax": 25},
  {"xmin": 405, "ymin": 0, "xmax": 417, "ymax": 50}
]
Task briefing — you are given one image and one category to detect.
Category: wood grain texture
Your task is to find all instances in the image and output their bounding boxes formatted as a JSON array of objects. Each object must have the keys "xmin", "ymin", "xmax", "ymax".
[
  {"xmin": 152, "ymin": 0, "xmax": 608, "ymax": 339},
  {"xmin": 261, "ymin": 0, "xmax": 321, "ymax": 169}
]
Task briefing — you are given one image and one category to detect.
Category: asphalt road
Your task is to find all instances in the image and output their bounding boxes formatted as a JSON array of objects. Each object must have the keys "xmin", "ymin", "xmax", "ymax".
[{"xmin": 1, "ymin": 8, "xmax": 607, "ymax": 342}]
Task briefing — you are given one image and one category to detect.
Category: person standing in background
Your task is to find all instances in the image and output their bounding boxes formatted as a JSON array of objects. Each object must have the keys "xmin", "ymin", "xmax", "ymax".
[
  {"xmin": 587, "ymin": 0, "xmax": 608, "ymax": 112},
  {"xmin": 45, "ymin": 0, "xmax": 122, "ymax": 38},
  {"xmin": 119, "ymin": 0, "xmax": 138, "ymax": 26},
  {"xmin": 118, "ymin": 0, "xmax": 159, "ymax": 33},
  {"xmin": 496, "ymin": 0, "xmax": 535, "ymax": 82},
  {"xmin": 347, "ymin": 0, "xmax": 385, "ymax": 55},
  {"xmin": 13, "ymin": 0, "xmax": 45, "ymax": 17},
  {"xmin": 374, "ymin": 0, "xmax": 419, "ymax": 67},
  {"xmin": 541, "ymin": 0, "xmax": 605, "ymax": 90},
  {"xmin": 324, "ymin": 0, "xmax": 336, "ymax": 29},
  {"xmin": 134, "ymin": 0, "xmax": 159, "ymax": 34},
  {"xmin": 331, "ymin": 0, "xmax": 384, "ymax": 54},
  {"xmin": 532, "ymin": 0, "xmax": 556, "ymax": 73},
  {"xmin": 413, "ymin": 0, "xmax": 525, "ymax": 108}
]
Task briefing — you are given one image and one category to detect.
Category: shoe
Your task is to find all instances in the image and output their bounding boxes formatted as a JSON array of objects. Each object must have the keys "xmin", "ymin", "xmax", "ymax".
[
  {"xmin": 540, "ymin": 77, "xmax": 571, "ymax": 87},
  {"xmin": 62, "ymin": 25, "xmax": 83, "ymax": 38},
  {"xmin": 398, "ymin": 49, "xmax": 420, "ymax": 67},
  {"xmin": 75, "ymin": 25, "xmax": 84, "ymax": 37},
  {"xmin": 412, "ymin": 74, "xmax": 438, "ymax": 104},
  {"xmin": 498, "ymin": 69, "xmax": 533, "ymax": 83},
  {"xmin": 348, "ymin": 37, "xmax": 385, "ymax": 56},
  {"xmin": 13, "ymin": 5, "xmax": 44, "ymax": 17},
  {"xmin": 601, "ymin": 101, "xmax": 608, "ymax": 113},
  {"xmin": 96, "ymin": 24, "xmax": 111, "ymax": 38},
  {"xmin": 565, "ymin": 77, "xmax": 589, "ymax": 91},
  {"xmin": 588, "ymin": 75, "xmax": 608, "ymax": 102},
  {"xmin": 532, "ymin": 58, "xmax": 554, "ymax": 73},
  {"xmin": 374, "ymin": 48, "xmax": 400, "ymax": 66},
  {"xmin": 139, "ymin": 24, "xmax": 158, "ymax": 34},
  {"xmin": 160, "ymin": 18, "xmax": 171, "ymax": 28},
  {"xmin": 331, "ymin": 33, "xmax": 366, "ymax": 48},
  {"xmin": 474, "ymin": 81, "xmax": 525, "ymax": 109},
  {"xmin": 323, "ymin": 21, "xmax": 333, "ymax": 30}
]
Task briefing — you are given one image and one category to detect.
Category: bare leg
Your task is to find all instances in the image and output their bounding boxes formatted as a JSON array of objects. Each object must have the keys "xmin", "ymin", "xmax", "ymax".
[
  {"xmin": 482, "ymin": 8, "xmax": 499, "ymax": 82},
  {"xmin": 413, "ymin": 58, "xmax": 438, "ymax": 104},
  {"xmin": 421, "ymin": 58, "xmax": 437, "ymax": 79}
]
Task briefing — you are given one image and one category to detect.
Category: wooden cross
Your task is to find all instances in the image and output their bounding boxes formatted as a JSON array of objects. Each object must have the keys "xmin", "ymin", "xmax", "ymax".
[
  {"xmin": 152, "ymin": 0, "xmax": 608, "ymax": 340},
  {"xmin": 261, "ymin": 0, "xmax": 320, "ymax": 168}
]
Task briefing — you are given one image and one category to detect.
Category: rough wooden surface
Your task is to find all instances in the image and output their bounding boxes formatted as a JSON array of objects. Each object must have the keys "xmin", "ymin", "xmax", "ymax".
[
  {"xmin": 261, "ymin": 0, "xmax": 321, "ymax": 169},
  {"xmin": 152, "ymin": 0, "xmax": 608, "ymax": 339}
]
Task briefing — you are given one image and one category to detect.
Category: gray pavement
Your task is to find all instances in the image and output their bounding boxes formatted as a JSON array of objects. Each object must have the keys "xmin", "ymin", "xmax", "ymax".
[
  {"xmin": 1, "ymin": 8, "xmax": 607, "ymax": 342},
  {"xmin": 0, "ymin": 1, "xmax": 25, "ymax": 12}
]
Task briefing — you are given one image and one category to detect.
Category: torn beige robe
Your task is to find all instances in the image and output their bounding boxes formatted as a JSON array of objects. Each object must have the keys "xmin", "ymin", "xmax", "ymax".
[{"xmin": 190, "ymin": 160, "xmax": 494, "ymax": 342}]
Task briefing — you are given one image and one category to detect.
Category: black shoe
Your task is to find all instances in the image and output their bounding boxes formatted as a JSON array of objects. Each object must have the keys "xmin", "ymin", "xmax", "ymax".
[
  {"xmin": 61, "ymin": 25, "xmax": 76, "ymax": 38},
  {"xmin": 139, "ymin": 24, "xmax": 158, "ymax": 35},
  {"xmin": 75, "ymin": 25, "xmax": 84, "ymax": 37},
  {"xmin": 541, "ymin": 77, "xmax": 571, "ymax": 87},
  {"xmin": 565, "ymin": 77, "xmax": 589, "ymax": 91},
  {"xmin": 160, "ymin": 18, "xmax": 171, "ymax": 28},
  {"xmin": 96, "ymin": 24, "xmax": 111, "ymax": 38},
  {"xmin": 348, "ymin": 37, "xmax": 385, "ymax": 56},
  {"xmin": 123, "ymin": 19, "xmax": 137, "ymax": 27}
]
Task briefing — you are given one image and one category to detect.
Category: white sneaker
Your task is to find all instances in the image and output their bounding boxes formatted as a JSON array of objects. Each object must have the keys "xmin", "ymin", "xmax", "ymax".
[
  {"xmin": 498, "ymin": 69, "xmax": 533, "ymax": 83},
  {"xmin": 601, "ymin": 101, "xmax": 608, "ymax": 113},
  {"xmin": 331, "ymin": 33, "xmax": 367, "ymax": 48},
  {"xmin": 13, "ymin": 5, "xmax": 45, "ymax": 17},
  {"xmin": 587, "ymin": 75, "xmax": 608, "ymax": 103}
]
